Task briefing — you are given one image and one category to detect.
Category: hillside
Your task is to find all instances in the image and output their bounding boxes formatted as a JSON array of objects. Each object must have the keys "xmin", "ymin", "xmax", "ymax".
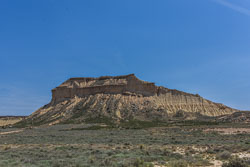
[
  {"xmin": 0, "ymin": 116, "xmax": 26, "ymax": 127},
  {"xmin": 17, "ymin": 74, "xmax": 239, "ymax": 126},
  {"xmin": 216, "ymin": 111, "xmax": 250, "ymax": 123}
]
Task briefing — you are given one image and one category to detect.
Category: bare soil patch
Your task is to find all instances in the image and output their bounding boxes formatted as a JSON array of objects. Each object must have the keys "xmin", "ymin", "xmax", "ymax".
[
  {"xmin": 204, "ymin": 128, "xmax": 250, "ymax": 134},
  {"xmin": 0, "ymin": 129, "xmax": 23, "ymax": 135}
]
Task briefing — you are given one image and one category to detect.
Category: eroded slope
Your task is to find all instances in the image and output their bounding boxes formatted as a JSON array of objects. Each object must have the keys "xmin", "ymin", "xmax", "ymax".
[{"xmin": 17, "ymin": 74, "xmax": 238, "ymax": 126}]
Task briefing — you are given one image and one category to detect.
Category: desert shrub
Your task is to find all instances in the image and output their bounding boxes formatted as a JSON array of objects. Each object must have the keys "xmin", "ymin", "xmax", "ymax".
[
  {"xmin": 133, "ymin": 158, "xmax": 153, "ymax": 167},
  {"xmin": 52, "ymin": 161, "xmax": 61, "ymax": 167},
  {"xmin": 216, "ymin": 151, "xmax": 231, "ymax": 160},
  {"xmin": 205, "ymin": 148, "xmax": 216, "ymax": 154},
  {"xmin": 101, "ymin": 157, "xmax": 113, "ymax": 166},
  {"xmin": 168, "ymin": 160, "xmax": 188, "ymax": 167},
  {"xmin": 174, "ymin": 110, "xmax": 185, "ymax": 118},
  {"xmin": 120, "ymin": 120, "xmax": 161, "ymax": 129},
  {"xmin": 190, "ymin": 155, "xmax": 211, "ymax": 166},
  {"xmin": 185, "ymin": 147, "xmax": 196, "ymax": 155},
  {"xmin": 84, "ymin": 116, "xmax": 115, "ymax": 126},
  {"xmin": 88, "ymin": 156, "xmax": 95, "ymax": 164},
  {"xmin": 51, "ymin": 160, "xmax": 70, "ymax": 167},
  {"xmin": 4, "ymin": 146, "xmax": 11, "ymax": 150},
  {"xmin": 213, "ymin": 147, "xmax": 223, "ymax": 153},
  {"xmin": 163, "ymin": 149, "xmax": 183, "ymax": 160},
  {"xmin": 139, "ymin": 144, "xmax": 145, "ymax": 150},
  {"xmin": 242, "ymin": 157, "xmax": 250, "ymax": 165},
  {"xmin": 70, "ymin": 125, "xmax": 110, "ymax": 130},
  {"xmin": 222, "ymin": 157, "xmax": 247, "ymax": 167}
]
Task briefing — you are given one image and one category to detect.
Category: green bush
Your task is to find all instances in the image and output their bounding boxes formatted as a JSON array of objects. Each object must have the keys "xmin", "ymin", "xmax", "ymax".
[
  {"xmin": 133, "ymin": 158, "xmax": 154, "ymax": 167},
  {"xmin": 216, "ymin": 151, "xmax": 231, "ymax": 160},
  {"xmin": 222, "ymin": 157, "xmax": 247, "ymax": 167}
]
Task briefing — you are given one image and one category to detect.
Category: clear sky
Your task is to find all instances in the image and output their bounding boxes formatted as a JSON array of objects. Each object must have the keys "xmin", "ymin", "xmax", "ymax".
[{"xmin": 0, "ymin": 0, "xmax": 250, "ymax": 116}]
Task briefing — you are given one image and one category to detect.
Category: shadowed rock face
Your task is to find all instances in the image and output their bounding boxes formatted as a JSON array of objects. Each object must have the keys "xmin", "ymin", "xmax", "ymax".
[{"xmin": 19, "ymin": 74, "xmax": 239, "ymax": 126}]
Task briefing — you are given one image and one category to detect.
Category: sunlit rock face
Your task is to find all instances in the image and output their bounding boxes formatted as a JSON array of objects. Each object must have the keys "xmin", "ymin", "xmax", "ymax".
[
  {"xmin": 51, "ymin": 74, "xmax": 159, "ymax": 103},
  {"xmin": 21, "ymin": 74, "xmax": 238, "ymax": 125}
]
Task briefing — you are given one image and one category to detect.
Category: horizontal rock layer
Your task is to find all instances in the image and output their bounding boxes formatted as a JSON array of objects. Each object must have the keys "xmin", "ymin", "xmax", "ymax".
[{"xmin": 51, "ymin": 74, "xmax": 159, "ymax": 103}]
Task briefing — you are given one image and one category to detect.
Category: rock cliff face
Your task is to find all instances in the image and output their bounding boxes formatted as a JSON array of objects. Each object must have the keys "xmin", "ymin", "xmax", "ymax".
[
  {"xmin": 19, "ymin": 74, "xmax": 239, "ymax": 126},
  {"xmin": 51, "ymin": 74, "xmax": 158, "ymax": 103}
]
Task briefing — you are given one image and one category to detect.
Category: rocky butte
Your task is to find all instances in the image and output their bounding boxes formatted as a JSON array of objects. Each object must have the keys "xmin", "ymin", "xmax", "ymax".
[{"xmin": 19, "ymin": 74, "xmax": 239, "ymax": 126}]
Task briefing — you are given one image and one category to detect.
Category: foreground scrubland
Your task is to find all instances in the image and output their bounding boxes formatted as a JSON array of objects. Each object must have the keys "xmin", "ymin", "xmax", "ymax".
[{"xmin": 0, "ymin": 121, "xmax": 250, "ymax": 167}]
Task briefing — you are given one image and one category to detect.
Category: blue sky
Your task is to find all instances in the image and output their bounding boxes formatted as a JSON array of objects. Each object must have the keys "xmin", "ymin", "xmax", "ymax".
[{"xmin": 0, "ymin": 0, "xmax": 250, "ymax": 116}]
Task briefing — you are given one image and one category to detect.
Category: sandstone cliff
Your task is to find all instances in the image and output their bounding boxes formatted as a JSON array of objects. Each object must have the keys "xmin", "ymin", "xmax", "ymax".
[{"xmin": 19, "ymin": 74, "xmax": 239, "ymax": 126}]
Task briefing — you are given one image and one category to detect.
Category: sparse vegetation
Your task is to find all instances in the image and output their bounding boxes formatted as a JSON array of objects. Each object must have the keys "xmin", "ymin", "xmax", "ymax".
[
  {"xmin": 222, "ymin": 157, "xmax": 248, "ymax": 167},
  {"xmin": 1, "ymin": 122, "xmax": 250, "ymax": 166},
  {"xmin": 216, "ymin": 151, "xmax": 232, "ymax": 160},
  {"xmin": 167, "ymin": 160, "xmax": 188, "ymax": 167}
]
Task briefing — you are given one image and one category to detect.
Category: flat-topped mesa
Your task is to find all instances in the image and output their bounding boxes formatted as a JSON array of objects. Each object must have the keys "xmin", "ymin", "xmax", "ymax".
[
  {"xmin": 52, "ymin": 74, "xmax": 161, "ymax": 103},
  {"xmin": 16, "ymin": 74, "xmax": 240, "ymax": 127}
]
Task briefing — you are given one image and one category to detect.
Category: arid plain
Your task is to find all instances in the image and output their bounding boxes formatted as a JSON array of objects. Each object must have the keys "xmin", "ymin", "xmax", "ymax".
[{"xmin": 1, "ymin": 75, "xmax": 250, "ymax": 167}]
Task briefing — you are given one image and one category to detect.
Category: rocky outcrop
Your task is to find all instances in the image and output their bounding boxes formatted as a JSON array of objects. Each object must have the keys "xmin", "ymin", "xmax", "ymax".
[
  {"xmin": 51, "ymin": 74, "xmax": 158, "ymax": 103},
  {"xmin": 216, "ymin": 111, "xmax": 250, "ymax": 123},
  {"xmin": 18, "ymin": 74, "xmax": 239, "ymax": 126}
]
